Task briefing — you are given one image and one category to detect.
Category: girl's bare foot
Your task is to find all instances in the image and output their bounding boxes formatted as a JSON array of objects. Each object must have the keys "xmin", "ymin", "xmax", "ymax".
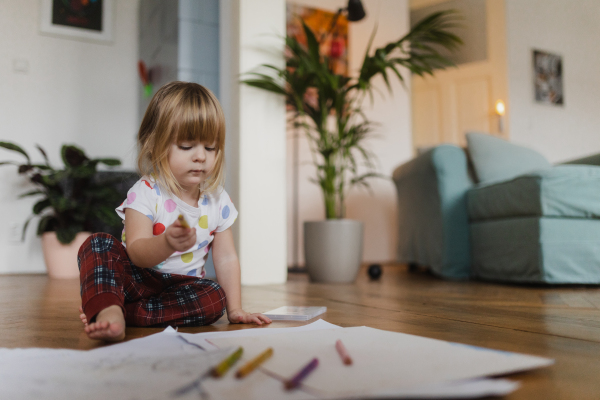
[
  {"xmin": 83, "ymin": 305, "xmax": 126, "ymax": 342},
  {"xmin": 79, "ymin": 306, "xmax": 88, "ymax": 327}
]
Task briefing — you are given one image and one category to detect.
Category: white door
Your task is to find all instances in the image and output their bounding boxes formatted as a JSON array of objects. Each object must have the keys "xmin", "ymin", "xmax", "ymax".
[{"xmin": 411, "ymin": 0, "xmax": 509, "ymax": 153}]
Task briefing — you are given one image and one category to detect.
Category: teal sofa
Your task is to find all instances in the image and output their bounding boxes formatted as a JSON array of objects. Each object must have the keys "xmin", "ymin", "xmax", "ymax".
[{"xmin": 392, "ymin": 135, "xmax": 600, "ymax": 284}]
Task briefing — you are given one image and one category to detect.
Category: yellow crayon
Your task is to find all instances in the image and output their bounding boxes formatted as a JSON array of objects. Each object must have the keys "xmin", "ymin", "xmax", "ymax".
[
  {"xmin": 236, "ymin": 348, "xmax": 273, "ymax": 379},
  {"xmin": 211, "ymin": 347, "xmax": 243, "ymax": 378},
  {"xmin": 177, "ymin": 214, "xmax": 190, "ymax": 229}
]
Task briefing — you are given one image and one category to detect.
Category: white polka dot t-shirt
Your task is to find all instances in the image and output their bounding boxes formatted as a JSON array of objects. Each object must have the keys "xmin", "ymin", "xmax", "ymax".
[{"xmin": 115, "ymin": 176, "xmax": 238, "ymax": 277}]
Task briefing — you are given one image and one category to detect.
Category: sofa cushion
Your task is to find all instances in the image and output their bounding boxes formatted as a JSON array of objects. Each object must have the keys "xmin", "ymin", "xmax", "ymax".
[
  {"xmin": 466, "ymin": 132, "xmax": 552, "ymax": 184},
  {"xmin": 471, "ymin": 217, "xmax": 600, "ymax": 284},
  {"xmin": 468, "ymin": 165, "xmax": 600, "ymax": 221}
]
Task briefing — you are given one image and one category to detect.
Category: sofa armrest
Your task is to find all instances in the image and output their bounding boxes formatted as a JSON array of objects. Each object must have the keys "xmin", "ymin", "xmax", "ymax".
[
  {"xmin": 392, "ymin": 145, "xmax": 474, "ymax": 279},
  {"xmin": 561, "ymin": 153, "xmax": 600, "ymax": 166}
]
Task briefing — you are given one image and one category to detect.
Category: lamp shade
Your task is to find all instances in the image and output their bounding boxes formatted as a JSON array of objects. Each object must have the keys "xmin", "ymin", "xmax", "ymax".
[{"xmin": 346, "ymin": 0, "xmax": 366, "ymax": 21}]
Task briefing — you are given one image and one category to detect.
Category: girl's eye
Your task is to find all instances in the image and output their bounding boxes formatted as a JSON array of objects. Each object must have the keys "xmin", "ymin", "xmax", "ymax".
[
  {"xmin": 178, "ymin": 145, "xmax": 192, "ymax": 150},
  {"xmin": 205, "ymin": 147, "xmax": 216, "ymax": 152}
]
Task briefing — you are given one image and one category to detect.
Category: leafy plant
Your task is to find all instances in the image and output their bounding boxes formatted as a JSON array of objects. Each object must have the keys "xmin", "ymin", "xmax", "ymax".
[
  {"xmin": 0, "ymin": 142, "xmax": 122, "ymax": 244},
  {"xmin": 242, "ymin": 11, "xmax": 462, "ymax": 218}
]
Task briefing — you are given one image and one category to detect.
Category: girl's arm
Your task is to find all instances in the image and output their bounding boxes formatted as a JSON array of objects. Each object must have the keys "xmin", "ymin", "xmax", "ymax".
[
  {"xmin": 124, "ymin": 208, "xmax": 196, "ymax": 268},
  {"xmin": 212, "ymin": 228, "xmax": 271, "ymax": 325}
]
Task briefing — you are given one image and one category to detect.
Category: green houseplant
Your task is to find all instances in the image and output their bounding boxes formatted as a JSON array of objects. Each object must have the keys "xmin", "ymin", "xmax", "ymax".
[
  {"xmin": 242, "ymin": 11, "xmax": 462, "ymax": 282},
  {"xmin": 0, "ymin": 141, "xmax": 122, "ymax": 277},
  {"xmin": 243, "ymin": 11, "xmax": 462, "ymax": 219}
]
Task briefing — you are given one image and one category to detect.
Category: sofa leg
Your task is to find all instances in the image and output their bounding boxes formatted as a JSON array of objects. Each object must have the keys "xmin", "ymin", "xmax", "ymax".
[{"xmin": 408, "ymin": 263, "xmax": 418, "ymax": 273}]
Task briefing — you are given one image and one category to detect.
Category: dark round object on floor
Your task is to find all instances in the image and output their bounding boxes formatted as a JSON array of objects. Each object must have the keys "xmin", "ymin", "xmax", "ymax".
[{"xmin": 367, "ymin": 264, "xmax": 382, "ymax": 279}]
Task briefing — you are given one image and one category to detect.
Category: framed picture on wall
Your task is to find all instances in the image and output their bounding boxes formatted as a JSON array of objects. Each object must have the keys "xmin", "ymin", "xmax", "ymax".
[
  {"xmin": 39, "ymin": 0, "xmax": 113, "ymax": 43},
  {"xmin": 286, "ymin": 4, "xmax": 349, "ymax": 76},
  {"xmin": 533, "ymin": 49, "xmax": 564, "ymax": 106}
]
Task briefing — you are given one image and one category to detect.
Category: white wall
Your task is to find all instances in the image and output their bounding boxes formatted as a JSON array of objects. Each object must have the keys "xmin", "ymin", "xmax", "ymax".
[
  {"xmin": 506, "ymin": 0, "xmax": 600, "ymax": 162},
  {"xmin": 220, "ymin": 0, "xmax": 288, "ymax": 285},
  {"xmin": 287, "ymin": 0, "xmax": 411, "ymax": 267},
  {"xmin": 0, "ymin": 0, "xmax": 139, "ymax": 274}
]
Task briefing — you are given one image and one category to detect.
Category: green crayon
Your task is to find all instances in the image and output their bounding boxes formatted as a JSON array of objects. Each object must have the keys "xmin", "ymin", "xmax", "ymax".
[{"xmin": 211, "ymin": 347, "xmax": 243, "ymax": 378}]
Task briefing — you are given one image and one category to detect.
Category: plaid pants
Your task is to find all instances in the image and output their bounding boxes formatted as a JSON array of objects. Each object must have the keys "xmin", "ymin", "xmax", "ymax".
[{"xmin": 78, "ymin": 233, "xmax": 227, "ymax": 327}]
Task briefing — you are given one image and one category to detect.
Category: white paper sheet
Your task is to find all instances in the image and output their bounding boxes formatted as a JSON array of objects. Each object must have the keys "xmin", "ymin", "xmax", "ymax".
[
  {"xmin": 208, "ymin": 326, "xmax": 553, "ymax": 399},
  {"xmin": 179, "ymin": 318, "xmax": 341, "ymax": 350},
  {"xmin": 0, "ymin": 320, "xmax": 550, "ymax": 400},
  {"xmin": 0, "ymin": 320, "xmax": 336, "ymax": 400}
]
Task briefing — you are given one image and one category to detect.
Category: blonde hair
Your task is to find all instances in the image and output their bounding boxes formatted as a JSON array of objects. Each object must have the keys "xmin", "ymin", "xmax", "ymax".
[{"xmin": 137, "ymin": 81, "xmax": 226, "ymax": 198}]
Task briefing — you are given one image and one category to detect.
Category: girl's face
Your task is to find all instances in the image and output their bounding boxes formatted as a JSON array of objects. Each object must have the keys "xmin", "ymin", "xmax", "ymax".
[{"xmin": 168, "ymin": 140, "xmax": 217, "ymax": 193}]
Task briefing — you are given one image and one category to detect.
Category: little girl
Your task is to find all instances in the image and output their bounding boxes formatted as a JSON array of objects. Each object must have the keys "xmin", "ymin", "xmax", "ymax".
[{"xmin": 77, "ymin": 81, "xmax": 271, "ymax": 341}]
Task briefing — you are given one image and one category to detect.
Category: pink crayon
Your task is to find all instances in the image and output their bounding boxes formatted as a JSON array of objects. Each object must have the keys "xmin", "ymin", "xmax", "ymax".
[{"xmin": 335, "ymin": 339, "xmax": 353, "ymax": 365}]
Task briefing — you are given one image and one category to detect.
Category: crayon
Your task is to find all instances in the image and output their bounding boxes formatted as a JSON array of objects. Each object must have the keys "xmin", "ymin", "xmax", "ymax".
[
  {"xmin": 236, "ymin": 347, "xmax": 274, "ymax": 379},
  {"xmin": 211, "ymin": 347, "xmax": 243, "ymax": 378},
  {"xmin": 335, "ymin": 339, "xmax": 353, "ymax": 365},
  {"xmin": 284, "ymin": 358, "xmax": 319, "ymax": 390},
  {"xmin": 178, "ymin": 214, "xmax": 190, "ymax": 229}
]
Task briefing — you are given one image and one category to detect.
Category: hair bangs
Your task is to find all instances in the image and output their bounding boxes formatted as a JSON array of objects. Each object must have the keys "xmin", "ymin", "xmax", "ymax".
[
  {"xmin": 137, "ymin": 81, "xmax": 227, "ymax": 198},
  {"xmin": 173, "ymin": 90, "xmax": 224, "ymax": 149}
]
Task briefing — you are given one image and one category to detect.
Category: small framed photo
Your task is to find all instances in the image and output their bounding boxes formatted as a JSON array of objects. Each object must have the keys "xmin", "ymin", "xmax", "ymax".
[
  {"xmin": 39, "ymin": 0, "xmax": 113, "ymax": 43},
  {"xmin": 533, "ymin": 49, "xmax": 563, "ymax": 106}
]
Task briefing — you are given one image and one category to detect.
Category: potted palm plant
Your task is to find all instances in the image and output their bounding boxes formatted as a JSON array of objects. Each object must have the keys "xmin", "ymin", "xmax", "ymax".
[
  {"xmin": 0, "ymin": 142, "xmax": 122, "ymax": 278},
  {"xmin": 242, "ymin": 11, "xmax": 462, "ymax": 282}
]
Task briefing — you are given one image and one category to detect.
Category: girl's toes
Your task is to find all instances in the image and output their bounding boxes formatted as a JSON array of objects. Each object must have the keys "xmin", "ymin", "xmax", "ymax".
[{"xmin": 86, "ymin": 323, "xmax": 100, "ymax": 335}]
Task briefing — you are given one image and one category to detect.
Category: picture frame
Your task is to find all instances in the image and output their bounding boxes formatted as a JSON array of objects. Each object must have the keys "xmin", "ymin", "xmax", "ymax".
[
  {"xmin": 286, "ymin": 3, "xmax": 349, "ymax": 76},
  {"xmin": 533, "ymin": 49, "xmax": 564, "ymax": 106},
  {"xmin": 39, "ymin": 0, "xmax": 113, "ymax": 44}
]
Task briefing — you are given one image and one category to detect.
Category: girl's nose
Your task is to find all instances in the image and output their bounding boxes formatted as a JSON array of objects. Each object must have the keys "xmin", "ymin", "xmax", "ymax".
[{"xmin": 193, "ymin": 147, "xmax": 206, "ymax": 162}]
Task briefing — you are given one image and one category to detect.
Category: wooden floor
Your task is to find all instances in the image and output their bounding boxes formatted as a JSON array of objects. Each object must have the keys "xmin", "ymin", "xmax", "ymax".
[{"xmin": 1, "ymin": 264, "xmax": 600, "ymax": 399}]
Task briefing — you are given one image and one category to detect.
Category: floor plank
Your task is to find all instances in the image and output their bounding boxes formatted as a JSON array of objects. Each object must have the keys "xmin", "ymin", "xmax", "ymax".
[{"xmin": 1, "ymin": 264, "xmax": 599, "ymax": 399}]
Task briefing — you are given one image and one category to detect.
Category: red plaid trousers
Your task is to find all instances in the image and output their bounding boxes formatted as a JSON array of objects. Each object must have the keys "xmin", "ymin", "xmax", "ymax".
[{"xmin": 78, "ymin": 233, "xmax": 227, "ymax": 327}]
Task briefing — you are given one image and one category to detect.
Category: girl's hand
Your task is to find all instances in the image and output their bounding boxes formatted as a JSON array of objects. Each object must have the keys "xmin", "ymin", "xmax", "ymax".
[
  {"xmin": 165, "ymin": 218, "xmax": 196, "ymax": 252},
  {"xmin": 228, "ymin": 309, "xmax": 272, "ymax": 325}
]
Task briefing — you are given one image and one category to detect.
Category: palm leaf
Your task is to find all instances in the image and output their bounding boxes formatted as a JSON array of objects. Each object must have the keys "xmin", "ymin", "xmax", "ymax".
[
  {"xmin": 0, "ymin": 141, "xmax": 30, "ymax": 162},
  {"xmin": 241, "ymin": 10, "xmax": 462, "ymax": 218}
]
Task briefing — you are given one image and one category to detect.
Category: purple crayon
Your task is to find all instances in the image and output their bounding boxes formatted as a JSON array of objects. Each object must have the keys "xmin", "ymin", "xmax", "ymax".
[{"xmin": 284, "ymin": 358, "xmax": 319, "ymax": 390}]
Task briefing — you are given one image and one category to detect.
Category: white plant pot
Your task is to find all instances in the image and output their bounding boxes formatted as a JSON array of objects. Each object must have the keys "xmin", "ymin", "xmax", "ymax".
[
  {"xmin": 41, "ymin": 231, "xmax": 91, "ymax": 279},
  {"xmin": 304, "ymin": 219, "xmax": 364, "ymax": 283}
]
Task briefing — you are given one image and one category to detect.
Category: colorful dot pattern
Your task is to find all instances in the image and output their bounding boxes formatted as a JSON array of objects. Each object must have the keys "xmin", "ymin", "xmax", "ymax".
[
  {"xmin": 153, "ymin": 223, "xmax": 165, "ymax": 236},
  {"xmin": 114, "ymin": 176, "xmax": 238, "ymax": 277},
  {"xmin": 198, "ymin": 215, "xmax": 208, "ymax": 229},
  {"xmin": 164, "ymin": 199, "xmax": 177, "ymax": 213},
  {"xmin": 181, "ymin": 252, "xmax": 193, "ymax": 263}
]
